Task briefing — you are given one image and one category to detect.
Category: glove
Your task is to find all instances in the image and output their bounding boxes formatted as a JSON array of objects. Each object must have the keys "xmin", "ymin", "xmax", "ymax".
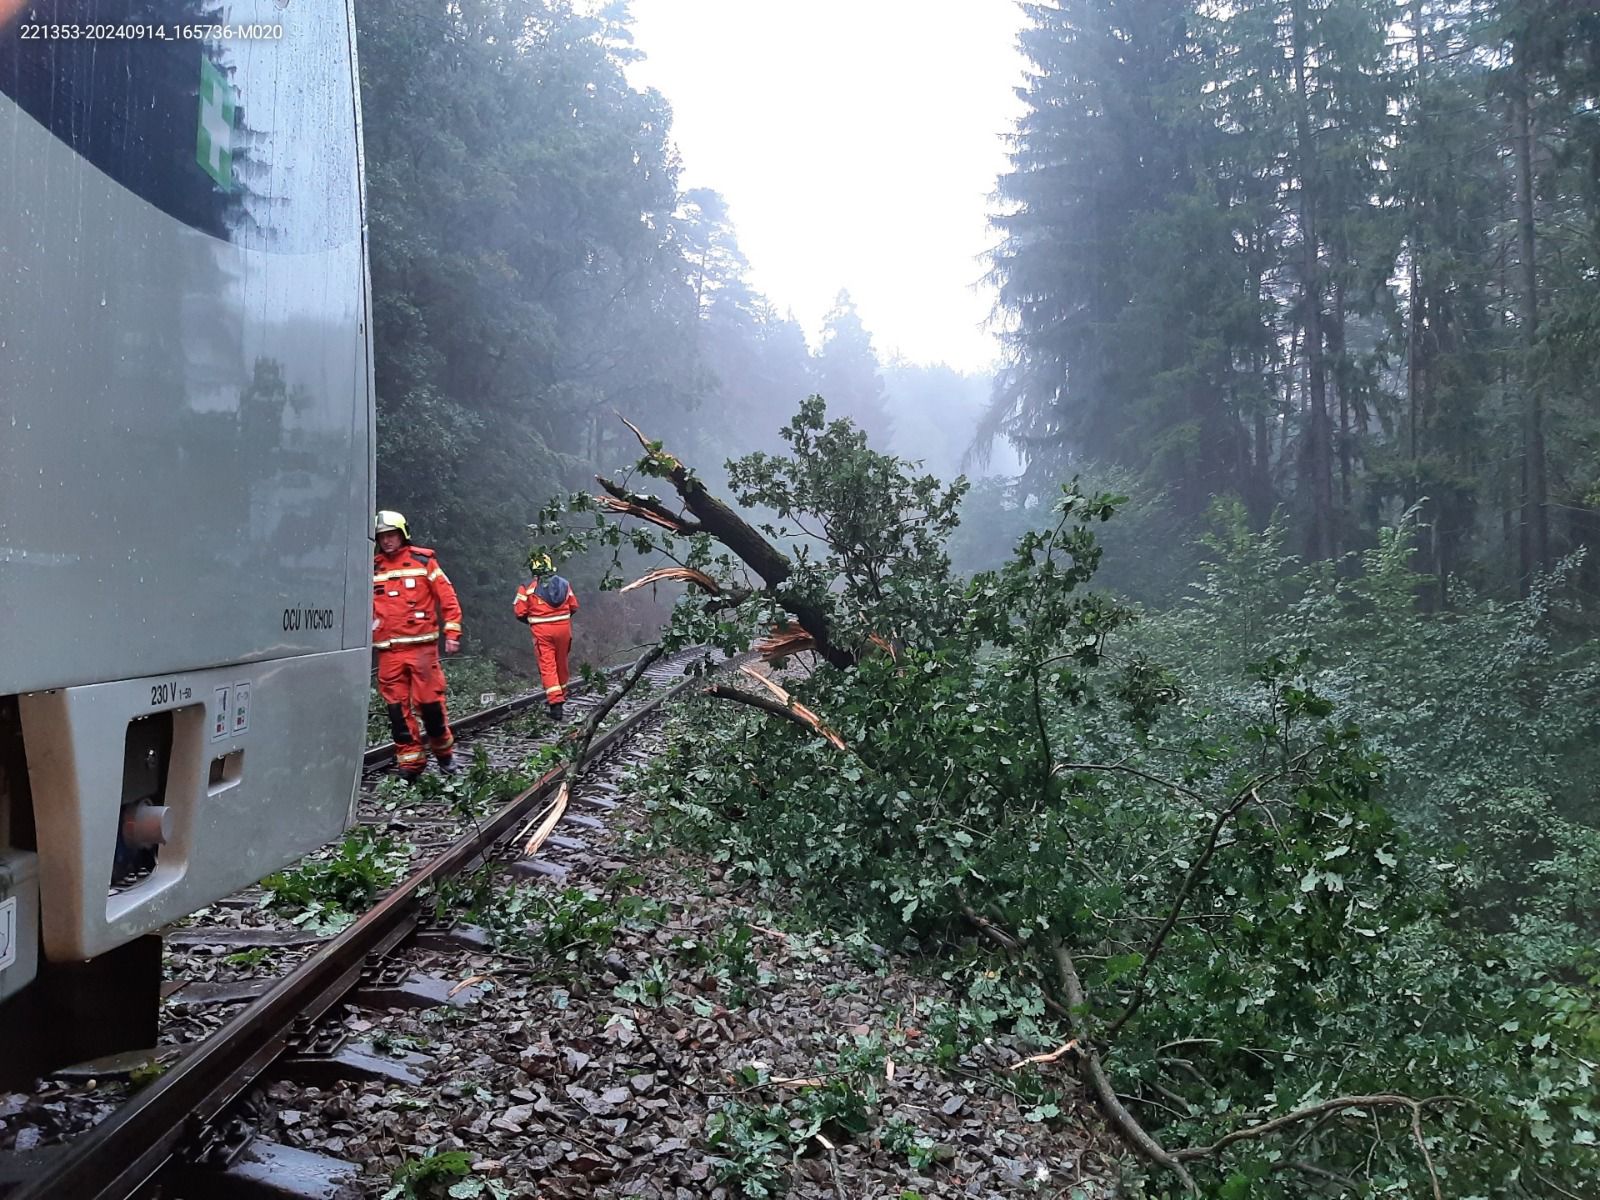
[{"xmin": 444, "ymin": 636, "xmax": 461, "ymax": 655}]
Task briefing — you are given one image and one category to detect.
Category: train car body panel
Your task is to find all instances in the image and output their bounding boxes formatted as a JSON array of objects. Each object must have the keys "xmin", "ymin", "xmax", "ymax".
[
  {"xmin": 20, "ymin": 649, "xmax": 368, "ymax": 961},
  {"xmin": 0, "ymin": 0, "xmax": 372, "ymax": 1006},
  {"xmin": 0, "ymin": 1, "xmax": 371, "ymax": 690}
]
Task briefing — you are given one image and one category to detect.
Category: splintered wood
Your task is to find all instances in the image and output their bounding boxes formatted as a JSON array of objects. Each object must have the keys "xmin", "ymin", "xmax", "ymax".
[
  {"xmin": 620, "ymin": 567, "xmax": 720, "ymax": 595},
  {"xmin": 737, "ymin": 665, "xmax": 849, "ymax": 751},
  {"xmin": 515, "ymin": 781, "xmax": 570, "ymax": 857},
  {"xmin": 754, "ymin": 625, "xmax": 816, "ymax": 660},
  {"xmin": 1009, "ymin": 1040, "xmax": 1080, "ymax": 1071},
  {"xmin": 593, "ymin": 494, "xmax": 691, "ymax": 534}
]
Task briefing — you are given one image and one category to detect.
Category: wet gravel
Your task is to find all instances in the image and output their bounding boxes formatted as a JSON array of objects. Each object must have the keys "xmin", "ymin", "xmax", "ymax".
[{"xmin": 251, "ymin": 727, "xmax": 1115, "ymax": 1198}]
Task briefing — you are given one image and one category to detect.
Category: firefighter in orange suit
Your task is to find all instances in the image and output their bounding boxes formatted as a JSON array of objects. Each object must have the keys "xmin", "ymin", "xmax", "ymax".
[
  {"xmin": 514, "ymin": 551, "xmax": 579, "ymax": 721},
  {"xmin": 373, "ymin": 510, "xmax": 463, "ymax": 780}
]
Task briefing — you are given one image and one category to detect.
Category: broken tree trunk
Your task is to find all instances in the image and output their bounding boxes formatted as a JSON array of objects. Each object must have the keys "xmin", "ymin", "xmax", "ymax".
[{"xmin": 598, "ymin": 418, "xmax": 856, "ymax": 669}]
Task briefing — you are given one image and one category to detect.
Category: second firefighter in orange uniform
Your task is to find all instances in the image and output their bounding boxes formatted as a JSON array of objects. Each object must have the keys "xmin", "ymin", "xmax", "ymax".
[
  {"xmin": 514, "ymin": 551, "xmax": 579, "ymax": 721},
  {"xmin": 374, "ymin": 510, "xmax": 463, "ymax": 779}
]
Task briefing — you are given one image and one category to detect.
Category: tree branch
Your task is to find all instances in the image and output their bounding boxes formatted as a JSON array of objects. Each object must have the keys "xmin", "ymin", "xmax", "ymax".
[
  {"xmin": 957, "ymin": 900, "xmax": 1023, "ymax": 953},
  {"xmin": 1171, "ymin": 1094, "xmax": 1467, "ymax": 1165},
  {"xmin": 704, "ymin": 683, "xmax": 848, "ymax": 750},
  {"xmin": 619, "ymin": 412, "xmax": 683, "ymax": 466},
  {"xmin": 595, "ymin": 476, "xmax": 703, "ymax": 534},
  {"xmin": 568, "ymin": 644, "xmax": 667, "ymax": 769},
  {"xmin": 609, "ymin": 417, "xmax": 855, "ymax": 669},
  {"xmin": 704, "ymin": 586, "xmax": 755, "ymax": 614},
  {"xmin": 1104, "ymin": 788, "xmax": 1262, "ymax": 1041},
  {"xmin": 1052, "ymin": 760, "xmax": 1209, "ymax": 805},
  {"xmin": 963, "ymin": 918, "xmax": 1455, "ymax": 1196},
  {"xmin": 1029, "ymin": 663, "xmax": 1055, "ymax": 783},
  {"xmin": 1411, "ymin": 1099, "xmax": 1445, "ymax": 1200},
  {"xmin": 515, "ymin": 645, "xmax": 670, "ymax": 856},
  {"xmin": 1051, "ymin": 941, "xmax": 1197, "ymax": 1192},
  {"xmin": 1272, "ymin": 1159, "xmax": 1358, "ymax": 1190},
  {"xmin": 620, "ymin": 566, "xmax": 722, "ymax": 595}
]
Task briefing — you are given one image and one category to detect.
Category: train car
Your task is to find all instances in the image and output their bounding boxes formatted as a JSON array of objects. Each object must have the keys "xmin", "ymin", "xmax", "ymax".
[{"xmin": 0, "ymin": 0, "xmax": 373, "ymax": 1082}]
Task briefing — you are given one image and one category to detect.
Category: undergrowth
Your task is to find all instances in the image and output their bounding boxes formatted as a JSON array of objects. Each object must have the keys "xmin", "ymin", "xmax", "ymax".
[{"xmin": 583, "ymin": 404, "xmax": 1599, "ymax": 1197}]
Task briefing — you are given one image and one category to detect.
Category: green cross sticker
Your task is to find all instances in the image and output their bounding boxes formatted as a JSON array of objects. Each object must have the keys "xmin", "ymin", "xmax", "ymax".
[{"xmin": 196, "ymin": 58, "xmax": 236, "ymax": 189}]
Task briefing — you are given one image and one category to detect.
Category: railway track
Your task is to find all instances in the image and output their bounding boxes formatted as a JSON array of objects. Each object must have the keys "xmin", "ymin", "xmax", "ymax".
[{"xmin": 2, "ymin": 645, "xmax": 736, "ymax": 1200}]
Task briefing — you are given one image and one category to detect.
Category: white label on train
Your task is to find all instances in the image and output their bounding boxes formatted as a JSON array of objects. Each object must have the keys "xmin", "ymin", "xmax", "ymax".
[
  {"xmin": 212, "ymin": 686, "xmax": 232, "ymax": 742},
  {"xmin": 232, "ymin": 682, "xmax": 253, "ymax": 735},
  {"xmin": 0, "ymin": 896, "xmax": 16, "ymax": 972}
]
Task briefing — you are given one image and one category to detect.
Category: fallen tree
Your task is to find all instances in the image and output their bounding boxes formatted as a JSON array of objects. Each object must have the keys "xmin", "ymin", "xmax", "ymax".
[{"xmin": 536, "ymin": 400, "xmax": 1595, "ymax": 1197}]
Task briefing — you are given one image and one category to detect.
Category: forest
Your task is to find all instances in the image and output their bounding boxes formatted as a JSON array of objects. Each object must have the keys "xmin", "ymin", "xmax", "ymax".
[
  {"xmin": 356, "ymin": 1, "xmax": 1598, "ymax": 1194},
  {"xmin": 984, "ymin": 0, "xmax": 1600, "ymax": 607}
]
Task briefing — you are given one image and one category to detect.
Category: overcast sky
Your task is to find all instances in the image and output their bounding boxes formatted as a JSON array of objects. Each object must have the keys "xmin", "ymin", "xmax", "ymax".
[{"xmin": 624, "ymin": 0, "xmax": 1028, "ymax": 375}]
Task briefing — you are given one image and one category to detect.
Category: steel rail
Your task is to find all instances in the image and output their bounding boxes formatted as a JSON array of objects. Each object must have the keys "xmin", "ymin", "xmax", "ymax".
[{"xmin": 8, "ymin": 657, "xmax": 710, "ymax": 1200}]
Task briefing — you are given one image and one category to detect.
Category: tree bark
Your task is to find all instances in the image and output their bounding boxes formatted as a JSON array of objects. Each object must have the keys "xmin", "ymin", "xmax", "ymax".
[
  {"xmin": 1250, "ymin": 247, "xmax": 1274, "ymax": 524},
  {"xmin": 1332, "ymin": 281, "xmax": 1352, "ymax": 549},
  {"xmin": 1512, "ymin": 63, "xmax": 1548, "ymax": 593},
  {"xmin": 1407, "ymin": 0, "xmax": 1426, "ymax": 479},
  {"xmin": 1254, "ymin": 405, "xmax": 1272, "ymax": 523},
  {"xmin": 1293, "ymin": 0, "xmax": 1335, "ymax": 561}
]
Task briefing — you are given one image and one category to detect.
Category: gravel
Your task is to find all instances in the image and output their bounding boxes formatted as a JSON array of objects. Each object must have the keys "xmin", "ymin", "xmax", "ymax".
[{"xmin": 254, "ymin": 725, "xmax": 1115, "ymax": 1198}]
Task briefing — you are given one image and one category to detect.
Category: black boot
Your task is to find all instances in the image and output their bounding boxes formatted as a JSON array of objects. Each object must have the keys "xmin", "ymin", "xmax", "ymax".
[
  {"xmin": 548, "ymin": 702, "xmax": 564, "ymax": 723},
  {"xmin": 436, "ymin": 754, "xmax": 458, "ymax": 777}
]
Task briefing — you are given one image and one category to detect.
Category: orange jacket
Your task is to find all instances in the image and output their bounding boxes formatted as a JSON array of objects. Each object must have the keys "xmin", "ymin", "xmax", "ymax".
[
  {"xmin": 373, "ymin": 544, "xmax": 462, "ymax": 650},
  {"xmin": 514, "ymin": 575, "xmax": 579, "ymax": 630}
]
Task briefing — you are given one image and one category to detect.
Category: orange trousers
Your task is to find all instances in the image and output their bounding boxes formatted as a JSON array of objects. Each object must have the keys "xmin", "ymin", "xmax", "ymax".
[
  {"xmin": 376, "ymin": 644, "xmax": 454, "ymax": 774},
  {"xmin": 533, "ymin": 625, "xmax": 572, "ymax": 702}
]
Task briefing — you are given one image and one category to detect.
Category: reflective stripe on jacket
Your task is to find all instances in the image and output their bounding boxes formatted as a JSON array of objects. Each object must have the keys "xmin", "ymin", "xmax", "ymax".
[
  {"xmin": 514, "ymin": 575, "xmax": 579, "ymax": 629},
  {"xmin": 373, "ymin": 545, "xmax": 463, "ymax": 650}
]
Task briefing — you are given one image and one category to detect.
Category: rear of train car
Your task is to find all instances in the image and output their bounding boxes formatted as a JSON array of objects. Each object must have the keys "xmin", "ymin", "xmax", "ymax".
[{"xmin": 0, "ymin": 0, "xmax": 373, "ymax": 1079}]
